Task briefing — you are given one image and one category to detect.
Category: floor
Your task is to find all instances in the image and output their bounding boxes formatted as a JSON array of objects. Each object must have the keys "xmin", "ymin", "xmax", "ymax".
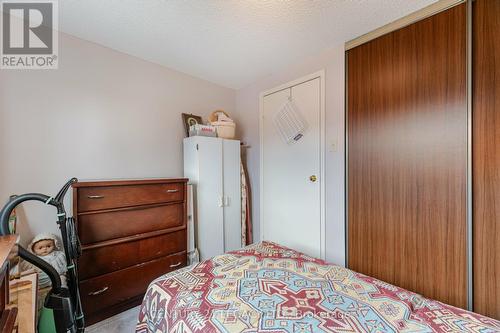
[{"xmin": 86, "ymin": 306, "xmax": 140, "ymax": 333}]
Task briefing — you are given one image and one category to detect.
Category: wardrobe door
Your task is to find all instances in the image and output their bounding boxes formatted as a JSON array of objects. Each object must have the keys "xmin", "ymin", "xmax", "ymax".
[
  {"xmin": 347, "ymin": 4, "xmax": 467, "ymax": 308},
  {"xmin": 473, "ymin": 0, "xmax": 500, "ymax": 320},
  {"xmin": 222, "ymin": 139, "xmax": 242, "ymax": 252},
  {"xmin": 197, "ymin": 137, "xmax": 224, "ymax": 260}
]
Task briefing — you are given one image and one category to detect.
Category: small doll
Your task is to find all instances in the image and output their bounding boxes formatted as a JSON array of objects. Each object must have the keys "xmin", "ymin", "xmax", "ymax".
[{"xmin": 27, "ymin": 233, "xmax": 67, "ymax": 288}]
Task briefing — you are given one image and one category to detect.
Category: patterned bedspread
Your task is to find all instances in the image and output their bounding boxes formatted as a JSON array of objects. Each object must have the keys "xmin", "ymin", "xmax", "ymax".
[{"xmin": 136, "ymin": 242, "xmax": 500, "ymax": 333}]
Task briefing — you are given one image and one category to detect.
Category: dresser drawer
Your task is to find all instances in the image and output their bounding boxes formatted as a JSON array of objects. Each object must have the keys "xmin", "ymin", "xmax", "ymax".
[
  {"xmin": 78, "ymin": 203, "xmax": 184, "ymax": 244},
  {"xmin": 80, "ymin": 252, "xmax": 186, "ymax": 317},
  {"xmin": 77, "ymin": 183, "xmax": 184, "ymax": 212},
  {"xmin": 79, "ymin": 229, "xmax": 187, "ymax": 280}
]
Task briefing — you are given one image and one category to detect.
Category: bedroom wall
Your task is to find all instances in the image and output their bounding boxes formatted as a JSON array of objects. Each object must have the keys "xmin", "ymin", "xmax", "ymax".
[
  {"xmin": 233, "ymin": 44, "xmax": 346, "ymax": 265},
  {"xmin": 0, "ymin": 32, "xmax": 235, "ymax": 244}
]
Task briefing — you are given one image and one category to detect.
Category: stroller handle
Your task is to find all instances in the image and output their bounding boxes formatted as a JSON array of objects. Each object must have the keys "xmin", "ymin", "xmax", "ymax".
[{"xmin": 0, "ymin": 193, "xmax": 63, "ymax": 291}]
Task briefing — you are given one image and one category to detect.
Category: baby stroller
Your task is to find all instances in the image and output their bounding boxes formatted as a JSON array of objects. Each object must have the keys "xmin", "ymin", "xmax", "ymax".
[{"xmin": 0, "ymin": 178, "xmax": 85, "ymax": 333}]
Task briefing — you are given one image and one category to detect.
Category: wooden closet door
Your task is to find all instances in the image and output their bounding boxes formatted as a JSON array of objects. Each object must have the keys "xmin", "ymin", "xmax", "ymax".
[
  {"xmin": 347, "ymin": 4, "xmax": 467, "ymax": 308},
  {"xmin": 473, "ymin": 0, "xmax": 500, "ymax": 320}
]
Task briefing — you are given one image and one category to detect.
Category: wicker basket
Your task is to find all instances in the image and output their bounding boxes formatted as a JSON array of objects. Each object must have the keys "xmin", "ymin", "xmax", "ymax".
[
  {"xmin": 213, "ymin": 121, "xmax": 236, "ymax": 139},
  {"xmin": 209, "ymin": 110, "xmax": 236, "ymax": 139}
]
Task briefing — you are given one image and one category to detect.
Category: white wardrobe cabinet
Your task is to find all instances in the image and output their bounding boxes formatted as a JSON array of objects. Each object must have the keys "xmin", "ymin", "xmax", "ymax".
[{"xmin": 183, "ymin": 137, "xmax": 241, "ymax": 260}]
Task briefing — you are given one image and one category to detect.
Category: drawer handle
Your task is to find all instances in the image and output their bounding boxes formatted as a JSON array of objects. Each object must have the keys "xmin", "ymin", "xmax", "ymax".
[
  {"xmin": 87, "ymin": 195, "xmax": 104, "ymax": 199},
  {"xmin": 169, "ymin": 261, "xmax": 183, "ymax": 268},
  {"xmin": 166, "ymin": 189, "xmax": 179, "ymax": 193},
  {"xmin": 88, "ymin": 286, "xmax": 109, "ymax": 296}
]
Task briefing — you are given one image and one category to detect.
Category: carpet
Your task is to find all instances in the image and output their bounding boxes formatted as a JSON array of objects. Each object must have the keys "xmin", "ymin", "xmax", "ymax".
[{"xmin": 86, "ymin": 306, "xmax": 140, "ymax": 333}]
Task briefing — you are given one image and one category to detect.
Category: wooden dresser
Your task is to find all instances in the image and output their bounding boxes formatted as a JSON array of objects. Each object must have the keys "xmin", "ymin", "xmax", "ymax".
[{"xmin": 72, "ymin": 179, "xmax": 188, "ymax": 325}]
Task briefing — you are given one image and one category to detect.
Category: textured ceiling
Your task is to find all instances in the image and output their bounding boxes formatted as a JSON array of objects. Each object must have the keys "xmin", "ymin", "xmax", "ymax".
[{"xmin": 59, "ymin": 0, "xmax": 437, "ymax": 89}]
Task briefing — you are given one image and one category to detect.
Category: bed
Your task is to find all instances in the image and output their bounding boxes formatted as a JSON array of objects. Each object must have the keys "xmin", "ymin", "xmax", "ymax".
[{"xmin": 136, "ymin": 241, "xmax": 500, "ymax": 333}]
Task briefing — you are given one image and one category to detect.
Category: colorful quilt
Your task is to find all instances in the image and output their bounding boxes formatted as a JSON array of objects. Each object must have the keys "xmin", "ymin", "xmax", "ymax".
[{"xmin": 136, "ymin": 242, "xmax": 500, "ymax": 333}]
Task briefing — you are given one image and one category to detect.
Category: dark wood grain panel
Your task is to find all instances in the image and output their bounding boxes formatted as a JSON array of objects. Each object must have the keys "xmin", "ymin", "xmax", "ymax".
[
  {"xmin": 347, "ymin": 4, "xmax": 467, "ymax": 308},
  {"xmin": 78, "ymin": 203, "xmax": 185, "ymax": 245},
  {"xmin": 473, "ymin": 0, "xmax": 500, "ymax": 320},
  {"xmin": 78, "ymin": 229, "xmax": 187, "ymax": 280}
]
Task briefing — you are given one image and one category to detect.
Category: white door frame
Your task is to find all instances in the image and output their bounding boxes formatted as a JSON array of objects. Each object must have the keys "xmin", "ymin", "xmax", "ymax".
[{"xmin": 259, "ymin": 70, "xmax": 326, "ymax": 259}]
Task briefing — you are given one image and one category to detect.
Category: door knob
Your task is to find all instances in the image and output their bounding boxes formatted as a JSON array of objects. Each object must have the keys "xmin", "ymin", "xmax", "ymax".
[{"xmin": 309, "ymin": 175, "xmax": 317, "ymax": 182}]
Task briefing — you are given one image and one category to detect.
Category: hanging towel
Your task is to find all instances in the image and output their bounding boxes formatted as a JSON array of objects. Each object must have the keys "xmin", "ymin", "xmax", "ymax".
[{"xmin": 240, "ymin": 160, "xmax": 252, "ymax": 245}]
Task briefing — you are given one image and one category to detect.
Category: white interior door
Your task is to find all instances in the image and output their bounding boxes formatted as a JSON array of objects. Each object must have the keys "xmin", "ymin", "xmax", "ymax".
[{"xmin": 261, "ymin": 76, "xmax": 323, "ymax": 258}]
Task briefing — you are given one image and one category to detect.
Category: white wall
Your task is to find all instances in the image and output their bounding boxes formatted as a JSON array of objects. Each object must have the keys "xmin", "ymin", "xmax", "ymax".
[
  {"xmin": 0, "ymin": 30, "xmax": 345, "ymax": 262},
  {"xmin": 233, "ymin": 44, "xmax": 345, "ymax": 265},
  {"xmin": 0, "ymin": 33, "xmax": 235, "ymax": 243}
]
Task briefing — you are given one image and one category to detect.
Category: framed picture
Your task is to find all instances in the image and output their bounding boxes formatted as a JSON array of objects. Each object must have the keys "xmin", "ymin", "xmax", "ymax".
[{"xmin": 182, "ymin": 113, "xmax": 203, "ymax": 136}]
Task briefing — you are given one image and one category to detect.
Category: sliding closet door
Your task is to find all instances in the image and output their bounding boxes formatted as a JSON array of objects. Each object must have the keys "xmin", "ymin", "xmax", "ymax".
[
  {"xmin": 473, "ymin": 0, "xmax": 500, "ymax": 319},
  {"xmin": 347, "ymin": 4, "xmax": 467, "ymax": 308}
]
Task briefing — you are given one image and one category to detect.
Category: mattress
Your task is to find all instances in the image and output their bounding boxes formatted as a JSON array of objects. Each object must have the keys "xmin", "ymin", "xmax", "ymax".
[{"xmin": 136, "ymin": 241, "xmax": 500, "ymax": 333}]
